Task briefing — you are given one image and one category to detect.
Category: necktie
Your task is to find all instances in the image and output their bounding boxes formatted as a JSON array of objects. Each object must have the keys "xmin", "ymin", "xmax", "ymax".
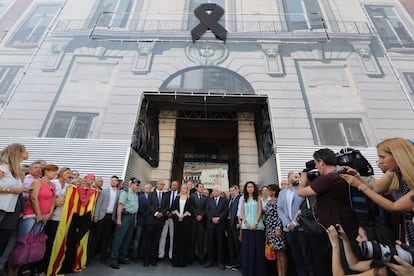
[
  {"xmin": 229, "ymin": 197, "xmax": 234, "ymax": 208},
  {"xmin": 215, "ymin": 197, "xmax": 219, "ymax": 206},
  {"xmin": 158, "ymin": 191, "xmax": 162, "ymax": 205},
  {"xmin": 170, "ymin": 191, "xmax": 175, "ymax": 207},
  {"xmin": 198, "ymin": 193, "xmax": 201, "ymax": 200}
]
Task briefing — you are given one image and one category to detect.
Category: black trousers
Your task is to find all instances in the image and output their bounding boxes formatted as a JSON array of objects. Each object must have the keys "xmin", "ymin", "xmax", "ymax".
[
  {"xmin": 144, "ymin": 223, "xmax": 163, "ymax": 264},
  {"xmin": 206, "ymin": 223, "xmax": 225, "ymax": 264},
  {"xmin": 191, "ymin": 220, "xmax": 206, "ymax": 261},
  {"xmin": 89, "ymin": 214, "xmax": 115, "ymax": 261},
  {"xmin": 225, "ymin": 220, "xmax": 240, "ymax": 266}
]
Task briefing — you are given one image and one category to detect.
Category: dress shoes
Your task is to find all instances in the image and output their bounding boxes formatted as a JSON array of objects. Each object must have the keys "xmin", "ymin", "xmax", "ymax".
[
  {"xmin": 120, "ymin": 259, "xmax": 130, "ymax": 264},
  {"xmin": 110, "ymin": 264, "xmax": 120, "ymax": 269},
  {"xmin": 217, "ymin": 263, "xmax": 225, "ymax": 270},
  {"xmin": 204, "ymin": 262, "xmax": 213, "ymax": 268},
  {"xmin": 143, "ymin": 260, "xmax": 149, "ymax": 267},
  {"xmin": 151, "ymin": 261, "xmax": 158, "ymax": 266}
]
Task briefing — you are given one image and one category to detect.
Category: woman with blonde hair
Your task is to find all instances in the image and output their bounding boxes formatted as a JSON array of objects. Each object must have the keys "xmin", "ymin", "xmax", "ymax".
[
  {"xmin": 341, "ymin": 137, "xmax": 414, "ymax": 245},
  {"xmin": 0, "ymin": 144, "xmax": 29, "ymax": 258},
  {"xmin": 171, "ymin": 183, "xmax": 194, "ymax": 267}
]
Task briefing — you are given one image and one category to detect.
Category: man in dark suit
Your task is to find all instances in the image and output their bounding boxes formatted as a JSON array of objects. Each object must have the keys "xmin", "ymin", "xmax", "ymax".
[
  {"xmin": 226, "ymin": 185, "xmax": 241, "ymax": 270},
  {"xmin": 204, "ymin": 186, "xmax": 228, "ymax": 270},
  {"xmin": 190, "ymin": 182, "xmax": 208, "ymax": 264},
  {"xmin": 143, "ymin": 180, "xmax": 168, "ymax": 267},
  {"xmin": 132, "ymin": 183, "xmax": 152, "ymax": 260}
]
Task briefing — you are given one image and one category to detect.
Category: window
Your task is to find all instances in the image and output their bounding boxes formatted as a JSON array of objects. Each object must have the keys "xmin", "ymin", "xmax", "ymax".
[
  {"xmin": 404, "ymin": 72, "xmax": 414, "ymax": 94},
  {"xmin": 46, "ymin": 111, "xmax": 98, "ymax": 138},
  {"xmin": 0, "ymin": 0, "xmax": 12, "ymax": 17},
  {"xmin": 316, "ymin": 118, "xmax": 368, "ymax": 147},
  {"xmin": 188, "ymin": 0, "xmax": 225, "ymax": 30},
  {"xmin": 282, "ymin": 0, "xmax": 324, "ymax": 31},
  {"xmin": 161, "ymin": 66, "xmax": 254, "ymax": 94},
  {"xmin": 90, "ymin": 0, "xmax": 134, "ymax": 28},
  {"xmin": 366, "ymin": 5, "xmax": 414, "ymax": 49},
  {"xmin": 7, "ymin": 4, "xmax": 60, "ymax": 48},
  {"xmin": 0, "ymin": 66, "xmax": 22, "ymax": 105}
]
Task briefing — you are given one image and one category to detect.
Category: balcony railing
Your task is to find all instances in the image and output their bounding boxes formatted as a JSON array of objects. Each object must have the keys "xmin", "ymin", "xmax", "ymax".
[{"xmin": 52, "ymin": 15, "xmax": 373, "ymax": 43}]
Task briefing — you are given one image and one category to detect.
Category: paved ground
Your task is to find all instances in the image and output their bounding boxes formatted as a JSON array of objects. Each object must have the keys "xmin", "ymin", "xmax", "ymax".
[{"xmin": 73, "ymin": 260, "xmax": 240, "ymax": 276}]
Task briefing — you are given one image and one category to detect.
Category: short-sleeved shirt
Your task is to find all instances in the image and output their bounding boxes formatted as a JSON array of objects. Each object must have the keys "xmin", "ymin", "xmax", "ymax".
[
  {"xmin": 0, "ymin": 164, "xmax": 23, "ymax": 212},
  {"xmin": 310, "ymin": 173, "xmax": 358, "ymax": 239},
  {"xmin": 118, "ymin": 189, "xmax": 139, "ymax": 214}
]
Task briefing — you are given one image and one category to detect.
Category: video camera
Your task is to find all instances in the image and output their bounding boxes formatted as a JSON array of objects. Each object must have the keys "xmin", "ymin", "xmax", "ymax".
[{"xmin": 303, "ymin": 148, "xmax": 374, "ymax": 181}]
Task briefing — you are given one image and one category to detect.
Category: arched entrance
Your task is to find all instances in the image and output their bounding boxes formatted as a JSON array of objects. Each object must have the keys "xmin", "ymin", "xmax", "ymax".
[{"xmin": 132, "ymin": 66, "xmax": 275, "ymax": 189}]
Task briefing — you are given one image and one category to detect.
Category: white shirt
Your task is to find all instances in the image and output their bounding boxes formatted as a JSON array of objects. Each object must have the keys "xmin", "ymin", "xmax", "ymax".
[
  {"xmin": 0, "ymin": 164, "xmax": 23, "ymax": 212},
  {"xmin": 107, "ymin": 188, "xmax": 117, "ymax": 214},
  {"xmin": 237, "ymin": 194, "xmax": 244, "ymax": 218},
  {"xmin": 179, "ymin": 198, "xmax": 186, "ymax": 215}
]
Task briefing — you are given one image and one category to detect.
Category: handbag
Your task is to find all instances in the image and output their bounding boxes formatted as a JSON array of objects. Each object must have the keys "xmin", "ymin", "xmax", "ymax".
[
  {"xmin": 265, "ymin": 241, "xmax": 276, "ymax": 260},
  {"xmin": 13, "ymin": 222, "xmax": 48, "ymax": 266}
]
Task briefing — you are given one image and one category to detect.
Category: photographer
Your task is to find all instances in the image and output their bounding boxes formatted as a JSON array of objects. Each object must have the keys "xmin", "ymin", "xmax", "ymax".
[
  {"xmin": 298, "ymin": 148, "xmax": 359, "ymax": 239},
  {"xmin": 326, "ymin": 224, "xmax": 391, "ymax": 276},
  {"xmin": 298, "ymin": 148, "xmax": 359, "ymax": 274}
]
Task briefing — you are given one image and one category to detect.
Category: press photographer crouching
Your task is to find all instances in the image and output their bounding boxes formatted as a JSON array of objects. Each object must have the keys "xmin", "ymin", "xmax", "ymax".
[
  {"xmin": 327, "ymin": 223, "xmax": 396, "ymax": 276},
  {"xmin": 298, "ymin": 148, "xmax": 360, "ymax": 275}
]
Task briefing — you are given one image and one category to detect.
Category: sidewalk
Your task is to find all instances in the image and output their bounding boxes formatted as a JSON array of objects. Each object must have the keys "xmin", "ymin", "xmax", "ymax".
[{"xmin": 74, "ymin": 259, "xmax": 240, "ymax": 276}]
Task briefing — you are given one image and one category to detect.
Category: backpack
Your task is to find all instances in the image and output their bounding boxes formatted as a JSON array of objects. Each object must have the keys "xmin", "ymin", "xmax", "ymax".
[{"xmin": 298, "ymin": 195, "xmax": 325, "ymax": 235}]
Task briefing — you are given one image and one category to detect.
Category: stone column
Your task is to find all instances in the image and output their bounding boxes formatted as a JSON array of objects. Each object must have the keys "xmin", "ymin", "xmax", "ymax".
[
  {"xmin": 238, "ymin": 112, "xmax": 259, "ymax": 183},
  {"xmin": 150, "ymin": 110, "xmax": 176, "ymax": 187}
]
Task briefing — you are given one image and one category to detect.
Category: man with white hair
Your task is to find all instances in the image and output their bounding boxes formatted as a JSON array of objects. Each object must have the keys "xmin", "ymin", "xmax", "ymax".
[{"xmin": 204, "ymin": 186, "xmax": 228, "ymax": 270}]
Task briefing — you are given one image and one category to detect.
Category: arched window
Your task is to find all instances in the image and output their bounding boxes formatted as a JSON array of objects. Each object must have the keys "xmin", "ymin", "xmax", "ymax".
[{"xmin": 160, "ymin": 66, "xmax": 254, "ymax": 95}]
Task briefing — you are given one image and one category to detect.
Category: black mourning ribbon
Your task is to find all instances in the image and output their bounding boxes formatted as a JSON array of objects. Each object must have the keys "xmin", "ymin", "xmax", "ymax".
[{"xmin": 191, "ymin": 3, "xmax": 227, "ymax": 42}]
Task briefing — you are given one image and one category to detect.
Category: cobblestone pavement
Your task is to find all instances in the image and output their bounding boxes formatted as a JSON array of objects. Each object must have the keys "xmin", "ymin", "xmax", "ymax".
[{"xmin": 73, "ymin": 259, "xmax": 240, "ymax": 276}]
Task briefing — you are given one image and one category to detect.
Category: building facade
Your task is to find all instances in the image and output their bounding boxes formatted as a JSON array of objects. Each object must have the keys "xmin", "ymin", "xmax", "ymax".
[{"xmin": 0, "ymin": 0, "xmax": 413, "ymax": 186}]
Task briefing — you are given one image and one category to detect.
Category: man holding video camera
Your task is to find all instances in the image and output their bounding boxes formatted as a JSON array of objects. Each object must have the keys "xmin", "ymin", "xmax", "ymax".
[{"xmin": 298, "ymin": 148, "xmax": 359, "ymax": 274}]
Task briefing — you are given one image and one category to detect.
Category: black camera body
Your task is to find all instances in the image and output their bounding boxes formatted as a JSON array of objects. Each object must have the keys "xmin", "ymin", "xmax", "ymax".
[
  {"xmin": 303, "ymin": 148, "xmax": 373, "ymax": 181},
  {"xmin": 303, "ymin": 160, "xmax": 345, "ymax": 181},
  {"xmin": 361, "ymin": 241, "xmax": 414, "ymax": 264}
]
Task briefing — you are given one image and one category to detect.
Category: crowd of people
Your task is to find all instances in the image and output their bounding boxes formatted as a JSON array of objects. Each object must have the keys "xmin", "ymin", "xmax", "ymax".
[{"xmin": 0, "ymin": 137, "xmax": 414, "ymax": 276}]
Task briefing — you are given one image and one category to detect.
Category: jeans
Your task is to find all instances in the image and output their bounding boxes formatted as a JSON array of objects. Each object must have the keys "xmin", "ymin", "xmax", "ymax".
[{"xmin": 16, "ymin": 218, "xmax": 43, "ymax": 247}]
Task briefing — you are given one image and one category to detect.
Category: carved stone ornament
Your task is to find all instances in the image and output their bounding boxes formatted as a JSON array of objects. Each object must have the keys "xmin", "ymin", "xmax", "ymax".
[
  {"xmin": 42, "ymin": 44, "xmax": 66, "ymax": 72},
  {"xmin": 356, "ymin": 48, "xmax": 371, "ymax": 58},
  {"xmin": 133, "ymin": 42, "xmax": 154, "ymax": 74},
  {"xmin": 185, "ymin": 43, "xmax": 228, "ymax": 65},
  {"xmin": 261, "ymin": 44, "xmax": 284, "ymax": 75},
  {"xmin": 350, "ymin": 41, "xmax": 381, "ymax": 76}
]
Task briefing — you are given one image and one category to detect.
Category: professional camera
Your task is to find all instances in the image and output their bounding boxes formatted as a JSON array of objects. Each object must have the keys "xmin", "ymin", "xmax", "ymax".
[
  {"xmin": 336, "ymin": 148, "xmax": 374, "ymax": 177},
  {"xmin": 303, "ymin": 147, "xmax": 373, "ymax": 181},
  {"xmin": 360, "ymin": 241, "xmax": 414, "ymax": 264},
  {"xmin": 303, "ymin": 160, "xmax": 320, "ymax": 181},
  {"xmin": 303, "ymin": 160, "xmax": 345, "ymax": 181}
]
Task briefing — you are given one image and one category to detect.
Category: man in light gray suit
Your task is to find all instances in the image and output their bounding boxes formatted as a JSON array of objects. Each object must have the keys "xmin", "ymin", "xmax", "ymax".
[
  {"xmin": 277, "ymin": 171, "xmax": 313, "ymax": 276},
  {"xmin": 89, "ymin": 175, "xmax": 121, "ymax": 263}
]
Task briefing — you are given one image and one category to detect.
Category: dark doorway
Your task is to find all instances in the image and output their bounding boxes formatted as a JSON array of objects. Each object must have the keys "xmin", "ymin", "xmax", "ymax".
[{"xmin": 171, "ymin": 113, "xmax": 239, "ymax": 187}]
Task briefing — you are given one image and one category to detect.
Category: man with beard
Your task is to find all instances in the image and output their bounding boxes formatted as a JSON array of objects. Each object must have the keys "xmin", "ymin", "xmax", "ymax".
[{"xmin": 278, "ymin": 171, "xmax": 313, "ymax": 275}]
